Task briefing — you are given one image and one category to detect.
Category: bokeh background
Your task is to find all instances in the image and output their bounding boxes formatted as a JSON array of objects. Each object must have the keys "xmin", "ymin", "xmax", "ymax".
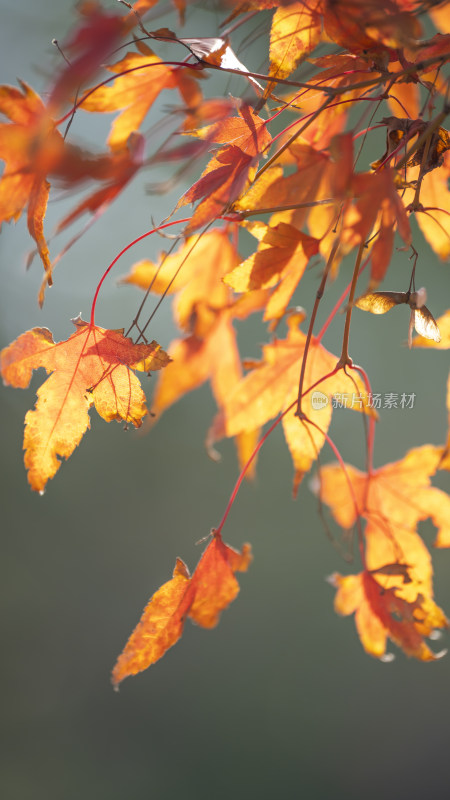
[{"xmin": 1, "ymin": 2, "xmax": 449, "ymax": 798}]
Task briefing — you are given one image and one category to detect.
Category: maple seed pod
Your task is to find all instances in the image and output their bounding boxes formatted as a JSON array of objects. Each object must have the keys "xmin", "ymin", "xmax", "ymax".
[{"xmin": 355, "ymin": 289, "xmax": 441, "ymax": 347}]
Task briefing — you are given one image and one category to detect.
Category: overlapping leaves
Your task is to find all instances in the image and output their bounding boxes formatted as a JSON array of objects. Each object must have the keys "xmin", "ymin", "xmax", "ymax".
[
  {"xmin": 1, "ymin": 0, "xmax": 449, "ymax": 680},
  {"xmin": 316, "ymin": 445, "xmax": 450, "ymax": 658}
]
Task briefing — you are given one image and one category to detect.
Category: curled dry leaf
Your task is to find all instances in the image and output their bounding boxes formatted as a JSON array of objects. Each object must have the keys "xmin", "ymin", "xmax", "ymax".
[
  {"xmin": 331, "ymin": 569, "xmax": 448, "ymax": 661},
  {"xmin": 372, "ymin": 116, "xmax": 450, "ymax": 176},
  {"xmin": 111, "ymin": 532, "xmax": 252, "ymax": 686}
]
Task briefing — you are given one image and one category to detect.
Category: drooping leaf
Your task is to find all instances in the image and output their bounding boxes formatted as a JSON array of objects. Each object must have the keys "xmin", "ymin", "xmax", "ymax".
[
  {"xmin": 121, "ymin": 228, "xmax": 239, "ymax": 336},
  {"xmin": 0, "ymin": 82, "xmax": 63, "ymax": 283},
  {"xmin": 324, "ymin": 134, "xmax": 411, "ymax": 284},
  {"xmin": 33, "ymin": 132, "xmax": 147, "ymax": 305},
  {"xmin": 323, "ymin": 0, "xmax": 422, "ymax": 55},
  {"xmin": 151, "ymin": 315, "xmax": 249, "ymax": 425},
  {"xmin": 266, "ymin": 0, "xmax": 321, "ymax": 100},
  {"xmin": 210, "ymin": 314, "xmax": 375, "ymax": 491},
  {"xmin": 0, "ymin": 318, "xmax": 170, "ymax": 492},
  {"xmin": 331, "ymin": 568, "xmax": 447, "ymax": 661},
  {"xmin": 176, "ymin": 104, "xmax": 272, "ymax": 231},
  {"xmin": 111, "ymin": 532, "xmax": 252, "ymax": 686},
  {"xmin": 224, "ymin": 220, "xmax": 320, "ymax": 322},
  {"xmin": 0, "ymin": 82, "xmax": 153, "ymax": 299},
  {"xmin": 80, "ymin": 47, "xmax": 200, "ymax": 150},
  {"xmin": 323, "ymin": 447, "xmax": 450, "ymax": 659},
  {"xmin": 315, "ymin": 445, "xmax": 450, "ymax": 547},
  {"xmin": 48, "ymin": 3, "xmax": 126, "ymax": 112},
  {"xmin": 408, "ymin": 151, "xmax": 450, "ymax": 260},
  {"xmin": 337, "ymin": 166, "xmax": 412, "ymax": 285},
  {"xmin": 55, "ymin": 133, "xmax": 146, "ymax": 235}
]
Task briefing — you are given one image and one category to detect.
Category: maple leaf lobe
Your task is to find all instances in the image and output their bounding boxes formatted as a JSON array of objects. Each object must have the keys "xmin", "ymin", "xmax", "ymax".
[{"xmin": 0, "ymin": 321, "xmax": 169, "ymax": 491}]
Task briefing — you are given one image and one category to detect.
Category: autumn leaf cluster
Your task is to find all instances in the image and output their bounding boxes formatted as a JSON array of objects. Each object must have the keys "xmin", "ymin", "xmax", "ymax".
[{"xmin": 1, "ymin": 0, "xmax": 449, "ymax": 683}]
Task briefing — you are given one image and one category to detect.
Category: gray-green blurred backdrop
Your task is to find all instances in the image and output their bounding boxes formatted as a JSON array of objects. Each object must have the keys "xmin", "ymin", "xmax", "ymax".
[{"xmin": 1, "ymin": 2, "xmax": 449, "ymax": 798}]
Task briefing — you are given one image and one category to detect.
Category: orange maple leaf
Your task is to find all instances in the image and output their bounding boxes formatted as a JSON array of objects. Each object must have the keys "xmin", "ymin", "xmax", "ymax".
[
  {"xmin": 224, "ymin": 220, "xmax": 320, "ymax": 323},
  {"xmin": 210, "ymin": 314, "xmax": 375, "ymax": 492},
  {"xmin": 0, "ymin": 82, "xmax": 152, "ymax": 300},
  {"xmin": 122, "ymin": 228, "xmax": 265, "ymax": 474},
  {"xmin": 234, "ymin": 141, "xmax": 332, "ymax": 234},
  {"xmin": 121, "ymin": 228, "xmax": 238, "ymax": 336},
  {"xmin": 48, "ymin": 3, "xmax": 126, "ymax": 112},
  {"xmin": 405, "ymin": 151, "xmax": 450, "ymax": 261},
  {"xmin": 0, "ymin": 82, "xmax": 64, "ymax": 281},
  {"xmin": 268, "ymin": 1, "xmax": 322, "ymax": 81},
  {"xmin": 323, "ymin": 0, "xmax": 422, "ymax": 55},
  {"xmin": 327, "ymin": 134, "xmax": 411, "ymax": 285},
  {"xmin": 281, "ymin": 54, "xmax": 381, "ymax": 147},
  {"xmin": 321, "ymin": 446, "xmax": 450, "ymax": 659},
  {"xmin": 31, "ymin": 132, "xmax": 148, "ymax": 305},
  {"xmin": 0, "ymin": 318, "xmax": 170, "ymax": 492},
  {"xmin": 315, "ymin": 444, "xmax": 450, "ymax": 547},
  {"xmin": 111, "ymin": 532, "xmax": 252, "ymax": 686},
  {"xmin": 152, "ymin": 313, "xmax": 261, "ymax": 477},
  {"xmin": 80, "ymin": 46, "xmax": 201, "ymax": 151},
  {"xmin": 55, "ymin": 133, "xmax": 146, "ymax": 234},
  {"xmin": 331, "ymin": 568, "xmax": 447, "ymax": 661},
  {"xmin": 177, "ymin": 103, "xmax": 272, "ymax": 231}
]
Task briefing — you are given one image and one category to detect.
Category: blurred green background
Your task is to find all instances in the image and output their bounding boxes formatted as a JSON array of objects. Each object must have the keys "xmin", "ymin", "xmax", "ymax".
[{"xmin": 1, "ymin": 2, "xmax": 449, "ymax": 798}]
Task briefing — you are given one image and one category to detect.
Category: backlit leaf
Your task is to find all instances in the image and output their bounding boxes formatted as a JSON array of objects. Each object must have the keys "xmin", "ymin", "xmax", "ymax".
[
  {"xmin": 269, "ymin": 1, "xmax": 321, "ymax": 81},
  {"xmin": 111, "ymin": 533, "xmax": 252, "ymax": 686},
  {"xmin": 210, "ymin": 315, "xmax": 375, "ymax": 489},
  {"xmin": 121, "ymin": 228, "xmax": 239, "ymax": 335},
  {"xmin": 80, "ymin": 49, "xmax": 200, "ymax": 150},
  {"xmin": 0, "ymin": 318, "xmax": 169, "ymax": 492},
  {"xmin": 331, "ymin": 569, "xmax": 447, "ymax": 661},
  {"xmin": 224, "ymin": 221, "xmax": 319, "ymax": 321},
  {"xmin": 177, "ymin": 104, "xmax": 272, "ymax": 231},
  {"xmin": 315, "ymin": 445, "xmax": 450, "ymax": 547}
]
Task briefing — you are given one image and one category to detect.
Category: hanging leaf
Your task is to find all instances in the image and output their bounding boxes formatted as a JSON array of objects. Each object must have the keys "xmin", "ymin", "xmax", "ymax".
[
  {"xmin": 0, "ymin": 318, "xmax": 169, "ymax": 492},
  {"xmin": 111, "ymin": 533, "xmax": 252, "ymax": 686}
]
